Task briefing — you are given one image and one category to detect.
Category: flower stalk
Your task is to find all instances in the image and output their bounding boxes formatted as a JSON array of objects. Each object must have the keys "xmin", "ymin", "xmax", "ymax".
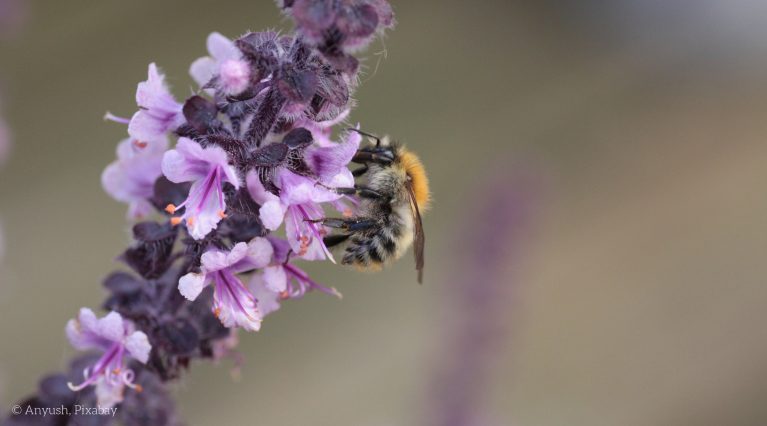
[{"xmin": 3, "ymin": 1, "xmax": 395, "ymax": 424}]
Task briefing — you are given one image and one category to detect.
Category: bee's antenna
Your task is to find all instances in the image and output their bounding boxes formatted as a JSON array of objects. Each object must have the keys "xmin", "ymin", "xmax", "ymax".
[{"xmin": 346, "ymin": 128, "xmax": 382, "ymax": 147}]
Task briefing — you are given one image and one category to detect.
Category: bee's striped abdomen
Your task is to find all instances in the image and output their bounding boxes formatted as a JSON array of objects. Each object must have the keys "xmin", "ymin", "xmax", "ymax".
[{"xmin": 342, "ymin": 230, "xmax": 399, "ymax": 270}]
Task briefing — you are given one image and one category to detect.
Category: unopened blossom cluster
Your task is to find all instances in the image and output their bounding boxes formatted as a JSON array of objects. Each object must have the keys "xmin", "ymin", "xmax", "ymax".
[{"xmin": 4, "ymin": 1, "xmax": 394, "ymax": 424}]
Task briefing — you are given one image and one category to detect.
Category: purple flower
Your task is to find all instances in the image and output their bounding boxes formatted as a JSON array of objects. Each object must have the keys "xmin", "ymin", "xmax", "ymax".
[
  {"xmin": 128, "ymin": 63, "xmax": 185, "ymax": 142},
  {"xmin": 178, "ymin": 238, "xmax": 273, "ymax": 331},
  {"xmin": 190, "ymin": 32, "xmax": 252, "ymax": 96},
  {"xmin": 162, "ymin": 137, "xmax": 240, "ymax": 240},
  {"xmin": 250, "ymin": 237, "xmax": 341, "ymax": 317},
  {"xmin": 304, "ymin": 124, "xmax": 361, "ymax": 179},
  {"xmin": 65, "ymin": 308, "xmax": 151, "ymax": 408},
  {"xmin": 5, "ymin": 0, "xmax": 403, "ymax": 422},
  {"xmin": 101, "ymin": 137, "xmax": 168, "ymax": 220},
  {"xmin": 247, "ymin": 130, "xmax": 360, "ymax": 260}
]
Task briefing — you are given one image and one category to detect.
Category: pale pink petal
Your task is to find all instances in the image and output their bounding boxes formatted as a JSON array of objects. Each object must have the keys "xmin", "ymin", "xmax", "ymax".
[
  {"xmin": 278, "ymin": 169, "xmax": 341, "ymax": 204},
  {"xmin": 324, "ymin": 167, "xmax": 355, "ymax": 189},
  {"xmin": 136, "ymin": 63, "xmax": 165, "ymax": 106},
  {"xmin": 259, "ymin": 199, "xmax": 286, "ymax": 231},
  {"xmin": 225, "ymin": 242, "xmax": 250, "ymax": 266},
  {"xmin": 161, "ymin": 138, "xmax": 209, "ymax": 183},
  {"xmin": 95, "ymin": 378, "xmax": 124, "ymax": 409},
  {"xmin": 96, "ymin": 312, "xmax": 126, "ymax": 343},
  {"xmin": 200, "ymin": 250, "xmax": 229, "ymax": 273},
  {"xmin": 245, "ymin": 237, "xmax": 274, "ymax": 269},
  {"xmin": 127, "ymin": 199, "xmax": 155, "ymax": 221},
  {"xmin": 124, "ymin": 331, "xmax": 151, "ymax": 363},
  {"xmin": 207, "ymin": 32, "xmax": 240, "ymax": 62},
  {"xmin": 179, "ymin": 272, "xmax": 207, "ymax": 301},
  {"xmin": 77, "ymin": 308, "xmax": 99, "ymax": 333},
  {"xmin": 249, "ymin": 275, "xmax": 282, "ymax": 317},
  {"xmin": 115, "ymin": 137, "xmax": 135, "ymax": 161},
  {"xmin": 263, "ymin": 265, "xmax": 287, "ymax": 292},
  {"xmin": 189, "ymin": 56, "xmax": 217, "ymax": 87},
  {"xmin": 65, "ymin": 308, "xmax": 103, "ymax": 351},
  {"xmin": 102, "ymin": 138, "xmax": 165, "ymax": 218},
  {"xmin": 101, "ymin": 162, "xmax": 131, "ymax": 203},
  {"xmin": 130, "ymin": 63, "xmax": 184, "ymax": 139}
]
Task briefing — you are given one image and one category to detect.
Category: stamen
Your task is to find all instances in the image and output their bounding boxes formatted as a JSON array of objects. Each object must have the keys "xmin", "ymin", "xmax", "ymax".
[
  {"xmin": 103, "ymin": 111, "xmax": 131, "ymax": 124},
  {"xmin": 67, "ymin": 380, "xmax": 92, "ymax": 392},
  {"xmin": 187, "ymin": 216, "xmax": 196, "ymax": 227},
  {"xmin": 132, "ymin": 140, "xmax": 148, "ymax": 149},
  {"xmin": 165, "ymin": 204, "xmax": 177, "ymax": 214},
  {"xmin": 121, "ymin": 370, "xmax": 142, "ymax": 393},
  {"xmin": 329, "ymin": 287, "xmax": 343, "ymax": 300},
  {"xmin": 218, "ymin": 210, "xmax": 227, "ymax": 219},
  {"xmin": 279, "ymin": 291, "xmax": 290, "ymax": 300},
  {"xmin": 170, "ymin": 217, "xmax": 183, "ymax": 226}
]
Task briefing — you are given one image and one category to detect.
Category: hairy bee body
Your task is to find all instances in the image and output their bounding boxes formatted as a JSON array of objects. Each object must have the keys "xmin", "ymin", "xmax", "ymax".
[
  {"xmin": 342, "ymin": 159, "xmax": 416, "ymax": 269},
  {"xmin": 325, "ymin": 135, "xmax": 430, "ymax": 281}
]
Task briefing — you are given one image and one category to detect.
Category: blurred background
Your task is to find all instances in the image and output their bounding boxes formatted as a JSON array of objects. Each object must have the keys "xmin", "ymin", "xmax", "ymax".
[{"xmin": 2, "ymin": 0, "xmax": 767, "ymax": 425}]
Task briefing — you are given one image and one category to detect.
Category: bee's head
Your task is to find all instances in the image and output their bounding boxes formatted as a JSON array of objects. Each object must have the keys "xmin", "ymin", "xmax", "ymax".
[{"xmin": 398, "ymin": 147, "xmax": 431, "ymax": 211}]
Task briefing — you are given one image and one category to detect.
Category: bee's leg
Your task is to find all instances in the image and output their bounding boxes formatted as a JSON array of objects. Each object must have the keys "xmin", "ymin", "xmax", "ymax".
[
  {"xmin": 352, "ymin": 151, "xmax": 393, "ymax": 165},
  {"xmin": 323, "ymin": 233, "xmax": 351, "ymax": 248},
  {"xmin": 257, "ymin": 166, "xmax": 281, "ymax": 195},
  {"xmin": 315, "ymin": 182, "xmax": 385, "ymax": 199},
  {"xmin": 331, "ymin": 186, "xmax": 384, "ymax": 200},
  {"xmin": 312, "ymin": 217, "xmax": 378, "ymax": 232},
  {"xmin": 352, "ymin": 165, "xmax": 369, "ymax": 177}
]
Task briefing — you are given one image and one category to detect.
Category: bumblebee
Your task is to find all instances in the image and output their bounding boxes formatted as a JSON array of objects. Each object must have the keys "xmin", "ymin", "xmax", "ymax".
[{"xmin": 317, "ymin": 129, "xmax": 431, "ymax": 283}]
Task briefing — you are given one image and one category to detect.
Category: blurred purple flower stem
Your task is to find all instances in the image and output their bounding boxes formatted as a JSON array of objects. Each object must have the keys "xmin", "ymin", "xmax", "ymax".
[
  {"xmin": 0, "ymin": 0, "xmax": 24, "ymax": 262},
  {"xmin": 429, "ymin": 170, "xmax": 537, "ymax": 426},
  {"xmin": 0, "ymin": 0, "xmax": 26, "ymax": 41}
]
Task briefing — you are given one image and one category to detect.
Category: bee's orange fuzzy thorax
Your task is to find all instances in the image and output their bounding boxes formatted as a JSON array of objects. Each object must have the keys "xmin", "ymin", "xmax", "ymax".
[{"xmin": 399, "ymin": 148, "xmax": 431, "ymax": 211}]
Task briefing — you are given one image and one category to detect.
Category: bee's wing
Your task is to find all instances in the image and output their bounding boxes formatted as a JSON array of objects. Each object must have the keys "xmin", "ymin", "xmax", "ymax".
[{"xmin": 406, "ymin": 181, "xmax": 425, "ymax": 284}]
